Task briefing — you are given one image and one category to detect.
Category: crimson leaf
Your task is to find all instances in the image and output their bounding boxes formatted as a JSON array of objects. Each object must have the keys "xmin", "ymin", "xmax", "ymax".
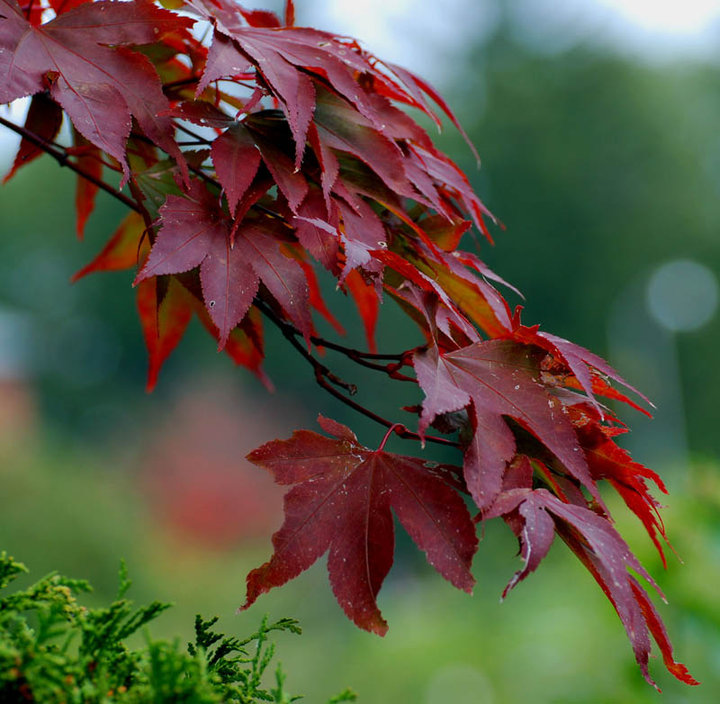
[
  {"xmin": 243, "ymin": 416, "xmax": 478, "ymax": 635},
  {"xmin": 135, "ymin": 180, "xmax": 310, "ymax": 346},
  {"xmin": 415, "ymin": 339, "xmax": 600, "ymax": 511},
  {"xmin": 0, "ymin": 0, "xmax": 189, "ymax": 182}
]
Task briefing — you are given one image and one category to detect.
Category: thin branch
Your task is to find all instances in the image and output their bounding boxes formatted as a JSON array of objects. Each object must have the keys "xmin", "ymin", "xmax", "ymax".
[
  {"xmin": 290, "ymin": 324, "xmax": 414, "ymax": 378},
  {"xmin": 174, "ymin": 122, "xmax": 213, "ymax": 145},
  {"xmin": 256, "ymin": 298, "xmax": 458, "ymax": 448},
  {"xmin": 0, "ymin": 116, "xmax": 141, "ymax": 214},
  {"xmin": 0, "ymin": 116, "xmax": 449, "ymax": 446},
  {"xmin": 261, "ymin": 310, "xmax": 413, "ymax": 377},
  {"xmin": 162, "ymin": 76, "xmax": 202, "ymax": 91},
  {"xmin": 311, "ymin": 337, "xmax": 405, "ymax": 362}
]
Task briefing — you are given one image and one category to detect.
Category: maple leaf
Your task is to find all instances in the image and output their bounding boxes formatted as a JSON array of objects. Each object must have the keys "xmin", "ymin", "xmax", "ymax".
[
  {"xmin": 507, "ymin": 317, "xmax": 652, "ymax": 415},
  {"xmin": 293, "ymin": 189, "xmax": 341, "ymax": 273},
  {"xmin": 70, "ymin": 128, "xmax": 102, "ymax": 239},
  {"xmin": 481, "ymin": 473, "xmax": 697, "ymax": 689},
  {"xmin": 312, "ymin": 86, "xmax": 412, "ymax": 197},
  {"xmin": 134, "ymin": 179, "xmax": 311, "ymax": 346},
  {"xmin": 344, "ymin": 268, "xmax": 379, "ymax": 353},
  {"xmin": 243, "ymin": 416, "xmax": 478, "ymax": 635},
  {"xmin": 71, "ymin": 211, "xmax": 146, "ymax": 282},
  {"xmin": 569, "ymin": 403, "xmax": 670, "ymax": 564},
  {"xmin": 196, "ymin": 302, "xmax": 274, "ymax": 391},
  {"xmin": 2, "ymin": 92, "xmax": 63, "ymax": 184},
  {"xmin": 415, "ymin": 339, "xmax": 600, "ymax": 511},
  {"xmin": 0, "ymin": 0, "xmax": 695, "ymax": 687},
  {"xmin": 0, "ymin": 0, "xmax": 190, "ymax": 182},
  {"xmin": 211, "ymin": 122, "xmax": 262, "ymax": 214},
  {"xmin": 136, "ymin": 275, "xmax": 194, "ymax": 392}
]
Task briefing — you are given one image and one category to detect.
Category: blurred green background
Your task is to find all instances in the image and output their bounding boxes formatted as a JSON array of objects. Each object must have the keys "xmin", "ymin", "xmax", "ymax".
[{"xmin": 1, "ymin": 0, "xmax": 719, "ymax": 701}]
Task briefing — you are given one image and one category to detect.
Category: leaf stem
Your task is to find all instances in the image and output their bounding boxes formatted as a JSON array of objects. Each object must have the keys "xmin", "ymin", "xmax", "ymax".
[{"xmin": 377, "ymin": 423, "xmax": 404, "ymax": 451}]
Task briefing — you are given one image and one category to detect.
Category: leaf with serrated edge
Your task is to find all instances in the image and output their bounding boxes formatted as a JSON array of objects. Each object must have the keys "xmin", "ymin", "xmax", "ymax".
[
  {"xmin": 0, "ymin": 0, "xmax": 190, "ymax": 183},
  {"xmin": 415, "ymin": 339, "xmax": 601, "ymax": 512},
  {"xmin": 243, "ymin": 416, "xmax": 477, "ymax": 635}
]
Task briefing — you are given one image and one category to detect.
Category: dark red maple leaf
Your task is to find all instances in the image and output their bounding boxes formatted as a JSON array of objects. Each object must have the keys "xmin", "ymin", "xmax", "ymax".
[
  {"xmin": 2, "ymin": 92, "xmax": 63, "ymax": 184},
  {"xmin": 211, "ymin": 122, "xmax": 262, "ymax": 214},
  {"xmin": 0, "ymin": 0, "xmax": 190, "ymax": 182},
  {"xmin": 507, "ymin": 314, "xmax": 652, "ymax": 415},
  {"xmin": 0, "ymin": 0, "xmax": 697, "ymax": 688},
  {"xmin": 243, "ymin": 416, "xmax": 478, "ymax": 635},
  {"xmin": 568, "ymin": 403, "xmax": 670, "ymax": 564},
  {"xmin": 414, "ymin": 339, "xmax": 600, "ymax": 512},
  {"xmin": 134, "ymin": 179, "xmax": 311, "ymax": 346},
  {"xmin": 481, "ymin": 472, "xmax": 696, "ymax": 689}
]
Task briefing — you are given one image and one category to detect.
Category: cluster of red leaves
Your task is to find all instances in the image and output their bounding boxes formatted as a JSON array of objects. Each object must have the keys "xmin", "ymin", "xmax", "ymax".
[{"xmin": 0, "ymin": 0, "xmax": 698, "ymax": 688}]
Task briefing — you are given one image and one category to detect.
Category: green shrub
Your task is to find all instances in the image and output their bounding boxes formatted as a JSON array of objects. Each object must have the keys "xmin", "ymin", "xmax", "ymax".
[{"xmin": 0, "ymin": 553, "xmax": 355, "ymax": 703}]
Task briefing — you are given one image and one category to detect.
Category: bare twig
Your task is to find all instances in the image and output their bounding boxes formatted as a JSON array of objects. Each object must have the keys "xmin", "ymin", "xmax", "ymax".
[
  {"xmin": 0, "ymin": 116, "xmax": 141, "ymax": 214},
  {"xmin": 255, "ymin": 298, "xmax": 458, "ymax": 448}
]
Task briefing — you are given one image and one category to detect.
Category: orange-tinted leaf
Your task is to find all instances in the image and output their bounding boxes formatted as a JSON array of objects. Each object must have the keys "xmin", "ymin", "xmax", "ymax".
[
  {"xmin": 344, "ymin": 269, "xmax": 379, "ymax": 353},
  {"xmin": 71, "ymin": 129, "xmax": 102, "ymax": 239},
  {"xmin": 136, "ymin": 276, "xmax": 194, "ymax": 391},
  {"xmin": 510, "ymin": 321, "xmax": 652, "ymax": 415},
  {"xmin": 571, "ymin": 406, "xmax": 669, "ymax": 564},
  {"xmin": 406, "ymin": 247, "xmax": 511, "ymax": 337},
  {"xmin": 296, "ymin": 256, "xmax": 345, "ymax": 336},
  {"xmin": 196, "ymin": 303, "xmax": 273, "ymax": 391},
  {"xmin": 72, "ymin": 211, "xmax": 146, "ymax": 282}
]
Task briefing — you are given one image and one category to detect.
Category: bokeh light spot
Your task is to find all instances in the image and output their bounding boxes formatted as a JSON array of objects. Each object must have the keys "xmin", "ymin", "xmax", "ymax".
[{"xmin": 647, "ymin": 259, "xmax": 718, "ymax": 332}]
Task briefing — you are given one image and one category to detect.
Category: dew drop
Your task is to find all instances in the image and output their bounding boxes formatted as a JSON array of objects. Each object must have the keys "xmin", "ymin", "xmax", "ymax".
[
  {"xmin": 209, "ymin": 300, "xmax": 216, "ymax": 308},
  {"xmin": 514, "ymin": 384, "xmax": 520, "ymax": 390}
]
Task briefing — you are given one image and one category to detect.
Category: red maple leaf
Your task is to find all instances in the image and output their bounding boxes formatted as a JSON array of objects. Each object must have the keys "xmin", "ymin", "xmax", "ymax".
[
  {"xmin": 2, "ymin": 92, "xmax": 62, "ymax": 183},
  {"xmin": 136, "ymin": 275, "xmax": 194, "ymax": 392},
  {"xmin": 0, "ymin": 0, "xmax": 190, "ymax": 182},
  {"xmin": 242, "ymin": 415, "xmax": 478, "ymax": 635},
  {"xmin": 414, "ymin": 339, "xmax": 600, "ymax": 511},
  {"xmin": 482, "ymin": 467, "xmax": 696, "ymax": 690},
  {"xmin": 134, "ymin": 179, "xmax": 311, "ymax": 346}
]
